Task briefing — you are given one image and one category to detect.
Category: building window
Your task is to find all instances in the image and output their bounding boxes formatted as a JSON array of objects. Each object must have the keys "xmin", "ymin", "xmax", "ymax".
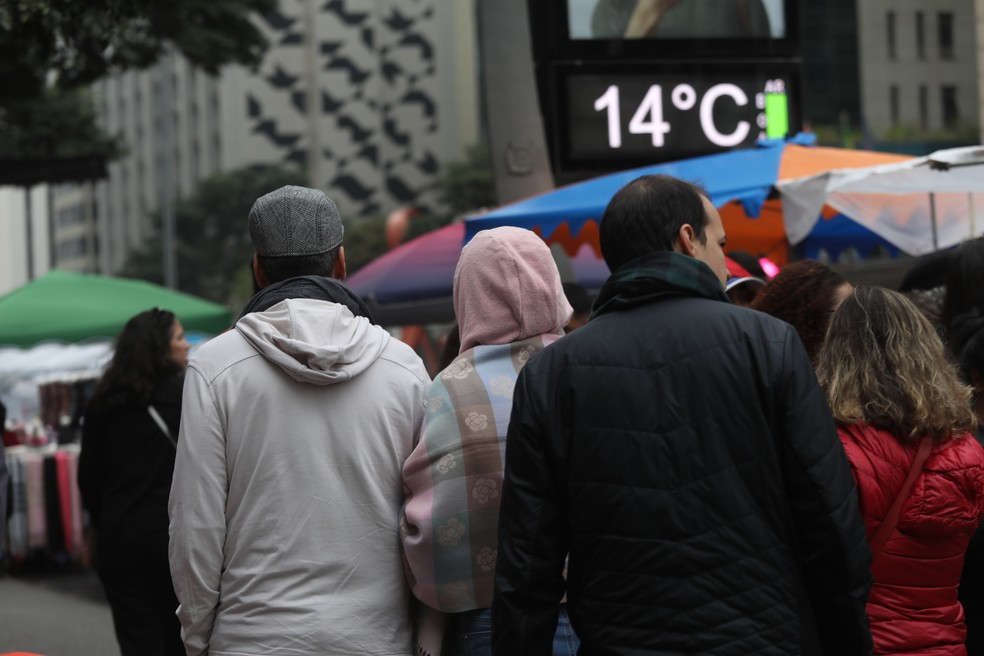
[
  {"xmin": 58, "ymin": 206, "xmax": 85, "ymax": 228},
  {"xmin": 919, "ymin": 85, "xmax": 929, "ymax": 130},
  {"xmin": 942, "ymin": 85, "xmax": 958, "ymax": 130},
  {"xmin": 57, "ymin": 236, "xmax": 88, "ymax": 261},
  {"xmin": 938, "ymin": 12, "xmax": 954, "ymax": 60},
  {"xmin": 191, "ymin": 140, "xmax": 201, "ymax": 183},
  {"xmin": 213, "ymin": 131, "xmax": 222, "ymax": 170},
  {"xmin": 887, "ymin": 11, "xmax": 896, "ymax": 60},
  {"xmin": 890, "ymin": 85, "xmax": 900, "ymax": 125},
  {"xmin": 915, "ymin": 12, "xmax": 926, "ymax": 60}
]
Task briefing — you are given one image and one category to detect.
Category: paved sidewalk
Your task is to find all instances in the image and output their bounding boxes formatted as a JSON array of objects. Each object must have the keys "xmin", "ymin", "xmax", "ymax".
[{"xmin": 0, "ymin": 567, "xmax": 119, "ymax": 656}]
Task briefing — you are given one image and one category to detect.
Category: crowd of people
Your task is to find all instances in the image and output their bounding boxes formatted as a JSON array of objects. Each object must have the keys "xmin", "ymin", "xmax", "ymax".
[{"xmin": 76, "ymin": 175, "xmax": 984, "ymax": 656}]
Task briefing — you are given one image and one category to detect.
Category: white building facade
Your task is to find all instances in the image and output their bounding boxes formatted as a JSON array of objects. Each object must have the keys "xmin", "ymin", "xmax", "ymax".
[
  {"xmin": 0, "ymin": 187, "xmax": 50, "ymax": 295},
  {"xmin": 858, "ymin": 0, "xmax": 979, "ymax": 139}
]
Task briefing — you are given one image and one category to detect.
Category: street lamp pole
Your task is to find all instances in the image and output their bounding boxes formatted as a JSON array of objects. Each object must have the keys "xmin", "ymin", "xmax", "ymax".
[
  {"xmin": 160, "ymin": 50, "xmax": 177, "ymax": 289},
  {"xmin": 476, "ymin": 0, "xmax": 555, "ymax": 205}
]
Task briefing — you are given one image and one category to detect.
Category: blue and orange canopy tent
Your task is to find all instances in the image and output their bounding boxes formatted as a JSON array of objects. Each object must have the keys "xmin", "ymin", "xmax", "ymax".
[
  {"xmin": 348, "ymin": 139, "xmax": 914, "ymax": 324},
  {"xmin": 466, "ymin": 137, "xmax": 913, "ymax": 265}
]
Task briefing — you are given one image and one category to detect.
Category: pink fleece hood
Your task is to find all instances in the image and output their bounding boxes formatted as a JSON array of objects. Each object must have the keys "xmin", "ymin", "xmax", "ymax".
[{"xmin": 454, "ymin": 226, "xmax": 573, "ymax": 353}]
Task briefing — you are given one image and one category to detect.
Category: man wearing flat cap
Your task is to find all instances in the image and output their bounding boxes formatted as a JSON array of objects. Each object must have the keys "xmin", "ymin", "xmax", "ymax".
[{"xmin": 169, "ymin": 186, "xmax": 428, "ymax": 656}]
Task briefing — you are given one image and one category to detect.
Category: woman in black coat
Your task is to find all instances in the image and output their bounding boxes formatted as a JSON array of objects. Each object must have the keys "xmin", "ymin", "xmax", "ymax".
[
  {"xmin": 943, "ymin": 238, "xmax": 984, "ymax": 655},
  {"xmin": 79, "ymin": 308, "xmax": 190, "ymax": 656}
]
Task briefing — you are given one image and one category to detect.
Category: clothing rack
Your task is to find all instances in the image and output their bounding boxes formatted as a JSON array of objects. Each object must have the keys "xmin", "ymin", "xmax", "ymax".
[{"xmin": 5, "ymin": 444, "xmax": 85, "ymax": 564}]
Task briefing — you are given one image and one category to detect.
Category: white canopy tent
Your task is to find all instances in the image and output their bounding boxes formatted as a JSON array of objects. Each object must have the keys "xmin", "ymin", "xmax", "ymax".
[
  {"xmin": 0, "ymin": 341, "xmax": 113, "ymax": 423},
  {"xmin": 777, "ymin": 146, "xmax": 984, "ymax": 255},
  {"xmin": 0, "ymin": 342, "xmax": 113, "ymax": 380}
]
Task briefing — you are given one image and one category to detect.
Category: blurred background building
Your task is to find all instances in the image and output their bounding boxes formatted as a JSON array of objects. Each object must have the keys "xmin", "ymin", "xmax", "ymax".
[
  {"xmin": 17, "ymin": 0, "xmax": 479, "ymax": 285},
  {"xmin": 858, "ymin": 0, "xmax": 978, "ymax": 142},
  {"xmin": 800, "ymin": 0, "xmax": 979, "ymax": 148},
  {"xmin": 5, "ymin": 0, "xmax": 984, "ymax": 294}
]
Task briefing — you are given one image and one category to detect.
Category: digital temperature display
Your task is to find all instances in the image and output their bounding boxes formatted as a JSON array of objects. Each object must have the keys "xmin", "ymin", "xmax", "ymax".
[{"xmin": 557, "ymin": 65, "xmax": 800, "ymax": 169}]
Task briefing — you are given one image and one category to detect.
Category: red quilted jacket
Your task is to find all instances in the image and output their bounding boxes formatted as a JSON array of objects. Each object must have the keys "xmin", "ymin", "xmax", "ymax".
[{"xmin": 839, "ymin": 423, "xmax": 984, "ymax": 655}]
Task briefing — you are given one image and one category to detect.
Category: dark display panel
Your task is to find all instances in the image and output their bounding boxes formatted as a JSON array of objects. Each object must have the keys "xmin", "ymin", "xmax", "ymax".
[{"xmin": 550, "ymin": 62, "xmax": 800, "ymax": 172}]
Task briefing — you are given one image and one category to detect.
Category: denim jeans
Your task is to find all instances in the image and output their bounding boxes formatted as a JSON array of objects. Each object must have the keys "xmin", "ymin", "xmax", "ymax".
[{"xmin": 451, "ymin": 605, "xmax": 579, "ymax": 656}]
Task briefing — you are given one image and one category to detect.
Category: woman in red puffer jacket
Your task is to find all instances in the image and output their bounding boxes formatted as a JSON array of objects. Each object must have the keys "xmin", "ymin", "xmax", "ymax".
[{"xmin": 817, "ymin": 285, "xmax": 984, "ymax": 655}]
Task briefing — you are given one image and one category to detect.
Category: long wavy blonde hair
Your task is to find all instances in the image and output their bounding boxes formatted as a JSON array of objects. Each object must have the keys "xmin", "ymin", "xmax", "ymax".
[{"xmin": 816, "ymin": 285, "xmax": 976, "ymax": 442}]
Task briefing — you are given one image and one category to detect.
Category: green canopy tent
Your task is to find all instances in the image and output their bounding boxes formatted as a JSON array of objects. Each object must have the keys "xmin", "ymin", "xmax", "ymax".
[{"xmin": 0, "ymin": 270, "xmax": 231, "ymax": 347}]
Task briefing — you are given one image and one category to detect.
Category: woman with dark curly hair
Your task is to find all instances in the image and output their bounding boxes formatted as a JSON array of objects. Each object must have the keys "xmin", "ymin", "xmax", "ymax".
[
  {"xmin": 79, "ymin": 308, "xmax": 190, "ymax": 656},
  {"xmin": 816, "ymin": 286, "xmax": 984, "ymax": 656},
  {"xmin": 750, "ymin": 259, "xmax": 852, "ymax": 364}
]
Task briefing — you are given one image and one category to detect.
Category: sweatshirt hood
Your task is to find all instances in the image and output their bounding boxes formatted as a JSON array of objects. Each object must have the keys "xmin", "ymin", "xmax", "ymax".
[
  {"xmin": 454, "ymin": 226, "xmax": 573, "ymax": 352},
  {"xmin": 236, "ymin": 298, "xmax": 389, "ymax": 384}
]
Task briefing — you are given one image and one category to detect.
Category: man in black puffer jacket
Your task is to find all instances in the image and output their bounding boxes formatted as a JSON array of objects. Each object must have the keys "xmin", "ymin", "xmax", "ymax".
[{"xmin": 491, "ymin": 174, "xmax": 873, "ymax": 656}]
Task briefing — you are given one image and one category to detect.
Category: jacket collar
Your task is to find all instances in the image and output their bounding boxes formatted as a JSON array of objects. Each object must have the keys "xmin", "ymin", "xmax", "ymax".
[
  {"xmin": 592, "ymin": 251, "xmax": 730, "ymax": 319},
  {"xmin": 238, "ymin": 275, "xmax": 375, "ymax": 323}
]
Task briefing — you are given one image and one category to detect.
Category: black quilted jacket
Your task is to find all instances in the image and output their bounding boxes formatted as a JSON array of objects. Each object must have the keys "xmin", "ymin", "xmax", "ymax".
[{"xmin": 491, "ymin": 262, "xmax": 872, "ymax": 656}]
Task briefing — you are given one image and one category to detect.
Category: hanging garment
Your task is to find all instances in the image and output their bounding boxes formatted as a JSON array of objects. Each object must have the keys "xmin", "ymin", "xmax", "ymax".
[
  {"xmin": 24, "ymin": 452, "xmax": 46, "ymax": 549},
  {"xmin": 64, "ymin": 447, "xmax": 84, "ymax": 556},
  {"xmin": 43, "ymin": 454, "xmax": 65, "ymax": 553},
  {"xmin": 7, "ymin": 451, "xmax": 28, "ymax": 559},
  {"xmin": 56, "ymin": 450, "xmax": 73, "ymax": 553}
]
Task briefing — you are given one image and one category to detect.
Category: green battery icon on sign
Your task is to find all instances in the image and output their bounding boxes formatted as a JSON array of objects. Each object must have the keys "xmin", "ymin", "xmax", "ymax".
[{"xmin": 765, "ymin": 92, "xmax": 789, "ymax": 139}]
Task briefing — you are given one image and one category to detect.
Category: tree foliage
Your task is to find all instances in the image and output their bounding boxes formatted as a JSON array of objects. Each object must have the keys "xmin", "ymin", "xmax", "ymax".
[
  {"xmin": 0, "ymin": 0, "xmax": 276, "ymax": 184},
  {"xmin": 344, "ymin": 217, "xmax": 389, "ymax": 275},
  {"xmin": 0, "ymin": 0, "xmax": 275, "ymax": 102},
  {"xmin": 119, "ymin": 165, "xmax": 308, "ymax": 306},
  {"xmin": 341, "ymin": 142, "xmax": 496, "ymax": 276},
  {"xmin": 429, "ymin": 143, "xmax": 496, "ymax": 218},
  {"xmin": 120, "ymin": 142, "xmax": 496, "ymax": 307},
  {"xmin": 0, "ymin": 87, "xmax": 121, "ymax": 159}
]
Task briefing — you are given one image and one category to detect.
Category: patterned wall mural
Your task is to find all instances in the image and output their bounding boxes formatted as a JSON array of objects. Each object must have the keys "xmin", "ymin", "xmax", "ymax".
[{"xmin": 241, "ymin": 0, "xmax": 445, "ymax": 218}]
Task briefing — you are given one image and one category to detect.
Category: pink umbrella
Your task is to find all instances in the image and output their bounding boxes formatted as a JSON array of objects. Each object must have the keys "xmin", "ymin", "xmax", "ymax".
[{"xmin": 346, "ymin": 222, "xmax": 610, "ymax": 325}]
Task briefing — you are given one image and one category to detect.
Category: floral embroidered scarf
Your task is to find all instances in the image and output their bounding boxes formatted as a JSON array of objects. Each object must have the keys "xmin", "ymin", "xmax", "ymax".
[{"xmin": 401, "ymin": 334, "xmax": 558, "ymax": 612}]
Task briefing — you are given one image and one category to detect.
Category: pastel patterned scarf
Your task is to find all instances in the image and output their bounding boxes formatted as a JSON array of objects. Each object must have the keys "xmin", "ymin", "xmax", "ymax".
[{"xmin": 401, "ymin": 334, "xmax": 558, "ymax": 612}]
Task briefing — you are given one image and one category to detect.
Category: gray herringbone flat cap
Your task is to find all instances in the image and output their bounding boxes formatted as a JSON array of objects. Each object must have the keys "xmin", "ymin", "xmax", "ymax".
[{"xmin": 248, "ymin": 185, "xmax": 344, "ymax": 257}]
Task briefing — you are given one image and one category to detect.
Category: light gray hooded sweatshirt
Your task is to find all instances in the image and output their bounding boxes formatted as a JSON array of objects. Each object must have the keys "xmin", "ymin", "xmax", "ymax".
[{"xmin": 169, "ymin": 298, "xmax": 428, "ymax": 656}]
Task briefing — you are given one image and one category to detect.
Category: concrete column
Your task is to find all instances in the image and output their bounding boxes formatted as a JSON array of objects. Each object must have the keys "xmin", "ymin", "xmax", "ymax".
[{"xmin": 476, "ymin": 0, "xmax": 555, "ymax": 204}]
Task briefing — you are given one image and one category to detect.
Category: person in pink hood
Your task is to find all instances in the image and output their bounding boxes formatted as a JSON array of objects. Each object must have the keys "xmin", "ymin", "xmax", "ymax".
[{"xmin": 401, "ymin": 226, "xmax": 578, "ymax": 655}]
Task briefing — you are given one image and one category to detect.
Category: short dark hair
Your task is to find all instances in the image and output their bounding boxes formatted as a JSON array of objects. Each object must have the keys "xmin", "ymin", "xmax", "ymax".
[
  {"xmin": 256, "ymin": 246, "xmax": 340, "ymax": 284},
  {"xmin": 725, "ymin": 249, "xmax": 767, "ymax": 279},
  {"xmin": 957, "ymin": 317, "xmax": 984, "ymax": 387},
  {"xmin": 943, "ymin": 237, "xmax": 984, "ymax": 353},
  {"xmin": 599, "ymin": 174, "xmax": 710, "ymax": 272},
  {"xmin": 562, "ymin": 282, "xmax": 592, "ymax": 317}
]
